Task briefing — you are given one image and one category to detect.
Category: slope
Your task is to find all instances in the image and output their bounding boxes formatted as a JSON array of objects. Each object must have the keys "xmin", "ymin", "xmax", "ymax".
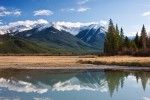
[
  {"xmin": 15, "ymin": 26, "xmax": 98, "ymax": 54},
  {"xmin": 0, "ymin": 34, "xmax": 58, "ymax": 54}
]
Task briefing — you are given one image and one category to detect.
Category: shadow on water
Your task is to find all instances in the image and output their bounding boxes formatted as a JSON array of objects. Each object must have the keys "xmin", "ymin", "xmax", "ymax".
[{"xmin": 0, "ymin": 69, "xmax": 150, "ymax": 100}]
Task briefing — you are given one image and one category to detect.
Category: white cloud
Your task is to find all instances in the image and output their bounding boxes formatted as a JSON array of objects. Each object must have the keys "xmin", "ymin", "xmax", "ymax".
[
  {"xmin": 0, "ymin": 10, "xmax": 21, "ymax": 16},
  {"xmin": 77, "ymin": 7, "xmax": 90, "ymax": 12},
  {"xmin": 142, "ymin": 12, "xmax": 150, "ymax": 16},
  {"xmin": 34, "ymin": 10, "xmax": 53, "ymax": 16},
  {"xmin": 61, "ymin": 7, "xmax": 90, "ymax": 12},
  {"xmin": 68, "ymin": 8, "xmax": 75, "ymax": 11},
  {"xmin": 8, "ymin": 19, "xmax": 48, "ymax": 27},
  {"xmin": 0, "ymin": 6, "xmax": 21, "ymax": 16},
  {"xmin": 61, "ymin": 8, "xmax": 75, "ymax": 12},
  {"xmin": 13, "ymin": 9, "xmax": 22, "ymax": 16},
  {"xmin": 143, "ymin": 97, "xmax": 150, "ymax": 100},
  {"xmin": 100, "ymin": 20, "xmax": 108, "ymax": 26},
  {"xmin": 60, "ymin": 9, "xmax": 65, "ymax": 11},
  {"xmin": 55, "ymin": 21, "xmax": 98, "ymax": 28},
  {"xmin": 77, "ymin": 0, "xmax": 89, "ymax": 5},
  {"xmin": 0, "ymin": 6, "xmax": 6, "ymax": 11}
]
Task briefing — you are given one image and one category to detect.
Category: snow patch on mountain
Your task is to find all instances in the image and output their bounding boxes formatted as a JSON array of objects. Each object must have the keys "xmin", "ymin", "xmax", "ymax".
[
  {"xmin": 52, "ymin": 23, "xmax": 62, "ymax": 31},
  {"xmin": 52, "ymin": 22, "xmax": 100, "ymax": 35},
  {"xmin": 36, "ymin": 23, "xmax": 51, "ymax": 31}
]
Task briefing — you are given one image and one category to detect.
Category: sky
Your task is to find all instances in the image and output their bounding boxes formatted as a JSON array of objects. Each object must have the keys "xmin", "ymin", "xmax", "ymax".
[{"xmin": 0, "ymin": 0, "xmax": 150, "ymax": 36}]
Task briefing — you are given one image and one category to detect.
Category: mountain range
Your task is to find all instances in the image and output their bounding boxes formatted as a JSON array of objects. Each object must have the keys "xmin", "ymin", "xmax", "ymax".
[{"xmin": 0, "ymin": 20, "xmax": 106, "ymax": 54}]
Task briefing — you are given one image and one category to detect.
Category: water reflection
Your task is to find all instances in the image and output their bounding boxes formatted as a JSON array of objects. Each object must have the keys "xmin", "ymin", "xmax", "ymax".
[{"xmin": 0, "ymin": 69, "xmax": 150, "ymax": 100}]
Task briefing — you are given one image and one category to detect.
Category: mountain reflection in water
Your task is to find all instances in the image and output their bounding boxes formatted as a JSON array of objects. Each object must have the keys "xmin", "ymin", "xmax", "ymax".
[{"xmin": 0, "ymin": 69, "xmax": 150, "ymax": 100}]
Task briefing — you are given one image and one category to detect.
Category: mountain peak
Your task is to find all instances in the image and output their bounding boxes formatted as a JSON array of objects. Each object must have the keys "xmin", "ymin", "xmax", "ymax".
[{"xmin": 0, "ymin": 20, "xmax": 106, "ymax": 36}]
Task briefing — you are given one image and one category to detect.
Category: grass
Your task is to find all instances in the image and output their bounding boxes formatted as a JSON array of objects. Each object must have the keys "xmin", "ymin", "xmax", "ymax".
[
  {"xmin": 0, "ymin": 56, "xmax": 150, "ymax": 69},
  {"xmin": 77, "ymin": 60, "xmax": 150, "ymax": 67},
  {"xmin": 0, "ymin": 56, "xmax": 81, "ymax": 69},
  {"xmin": 77, "ymin": 56, "xmax": 150, "ymax": 67}
]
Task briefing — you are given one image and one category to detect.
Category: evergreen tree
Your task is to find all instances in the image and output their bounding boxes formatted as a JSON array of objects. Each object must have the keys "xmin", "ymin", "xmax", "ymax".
[
  {"xmin": 105, "ymin": 19, "xmax": 115, "ymax": 54},
  {"xmin": 120, "ymin": 28, "xmax": 125, "ymax": 50},
  {"xmin": 140, "ymin": 25, "xmax": 148, "ymax": 49},
  {"xmin": 134, "ymin": 32, "xmax": 140, "ymax": 48},
  {"xmin": 130, "ymin": 40, "xmax": 137, "ymax": 49},
  {"xmin": 120, "ymin": 28, "xmax": 124, "ymax": 39},
  {"xmin": 104, "ymin": 19, "xmax": 119, "ymax": 55},
  {"xmin": 116, "ymin": 24, "xmax": 119, "ymax": 35},
  {"xmin": 116, "ymin": 24, "xmax": 121, "ymax": 50},
  {"xmin": 124, "ymin": 36, "xmax": 130, "ymax": 48}
]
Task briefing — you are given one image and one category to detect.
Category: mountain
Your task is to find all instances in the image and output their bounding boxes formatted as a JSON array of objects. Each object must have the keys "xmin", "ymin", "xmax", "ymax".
[
  {"xmin": 0, "ymin": 21, "xmax": 97, "ymax": 36},
  {"xmin": 14, "ymin": 25, "xmax": 98, "ymax": 54},
  {"xmin": 0, "ymin": 21, "xmax": 106, "ymax": 54},
  {"xmin": 0, "ymin": 34, "xmax": 59, "ymax": 54},
  {"xmin": 76, "ymin": 24, "xmax": 105, "ymax": 50}
]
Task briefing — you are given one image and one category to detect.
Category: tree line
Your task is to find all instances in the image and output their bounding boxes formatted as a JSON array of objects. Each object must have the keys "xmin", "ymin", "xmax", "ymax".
[{"xmin": 104, "ymin": 19, "xmax": 150, "ymax": 56}]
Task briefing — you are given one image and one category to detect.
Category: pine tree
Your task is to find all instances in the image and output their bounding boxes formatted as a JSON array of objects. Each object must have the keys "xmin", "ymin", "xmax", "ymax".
[
  {"xmin": 115, "ymin": 24, "xmax": 121, "ymax": 50},
  {"xmin": 134, "ymin": 32, "xmax": 140, "ymax": 48},
  {"xmin": 104, "ymin": 19, "xmax": 119, "ymax": 55},
  {"xmin": 120, "ymin": 28, "xmax": 124, "ymax": 40},
  {"xmin": 130, "ymin": 40, "xmax": 137, "ymax": 49},
  {"xmin": 140, "ymin": 25, "xmax": 148, "ymax": 49},
  {"xmin": 104, "ymin": 19, "xmax": 115, "ymax": 54},
  {"xmin": 120, "ymin": 28, "xmax": 125, "ymax": 50},
  {"xmin": 124, "ymin": 36, "xmax": 130, "ymax": 48},
  {"xmin": 116, "ymin": 24, "xmax": 119, "ymax": 35}
]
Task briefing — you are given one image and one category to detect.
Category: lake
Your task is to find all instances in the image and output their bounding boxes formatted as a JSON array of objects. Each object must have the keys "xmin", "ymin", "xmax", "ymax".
[{"xmin": 0, "ymin": 69, "xmax": 150, "ymax": 100}]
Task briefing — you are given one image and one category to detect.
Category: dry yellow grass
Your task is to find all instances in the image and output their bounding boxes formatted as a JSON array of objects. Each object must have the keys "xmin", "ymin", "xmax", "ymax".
[
  {"xmin": 78, "ymin": 56, "xmax": 150, "ymax": 67},
  {"xmin": 81, "ymin": 56, "xmax": 150, "ymax": 63},
  {"xmin": 0, "ymin": 56, "xmax": 149, "ymax": 69},
  {"xmin": 0, "ymin": 56, "xmax": 81, "ymax": 68}
]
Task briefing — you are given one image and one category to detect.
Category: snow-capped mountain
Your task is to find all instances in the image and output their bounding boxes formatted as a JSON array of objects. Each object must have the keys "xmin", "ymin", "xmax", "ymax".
[
  {"xmin": 53, "ymin": 22, "xmax": 100, "ymax": 35},
  {"xmin": 76, "ymin": 24, "xmax": 106, "ymax": 50},
  {"xmin": 0, "ymin": 19, "xmax": 50, "ymax": 35},
  {"xmin": 0, "ymin": 20, "xmax": 106, "ymax": 51},
  {"xmin": 0, "ymin": 20, "xmax": 105, "ymax": 36}
]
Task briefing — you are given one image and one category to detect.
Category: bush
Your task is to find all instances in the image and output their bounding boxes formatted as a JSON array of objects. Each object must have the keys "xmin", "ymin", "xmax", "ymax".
[{"xmin": 133, "ymin": 49, "xmax": 150, "ymax": 57}]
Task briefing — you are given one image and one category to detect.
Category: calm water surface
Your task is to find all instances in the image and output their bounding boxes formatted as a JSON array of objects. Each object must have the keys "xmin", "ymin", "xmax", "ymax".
[{"xmin": 0, "ymin": 69, "xmax": 150, "ymax": 100}]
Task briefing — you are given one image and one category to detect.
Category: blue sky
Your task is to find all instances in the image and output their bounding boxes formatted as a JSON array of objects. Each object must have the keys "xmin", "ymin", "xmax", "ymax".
[{"xmin": 0, "ymin": 0, "xmax": 150, "ymax": 36}]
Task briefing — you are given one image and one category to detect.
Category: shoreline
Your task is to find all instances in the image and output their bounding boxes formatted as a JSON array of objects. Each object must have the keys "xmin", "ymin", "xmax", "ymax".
[
  {"xmin": 1, "ymin": 65, "xmax": 150, "ymax": 71},
  {"xmin": 2, "ymin": 66, "xmax": 150, "ymax": 71},
  {"xmin": 0, "ymin": 56, "xmax": 150, "ymax": 70}
]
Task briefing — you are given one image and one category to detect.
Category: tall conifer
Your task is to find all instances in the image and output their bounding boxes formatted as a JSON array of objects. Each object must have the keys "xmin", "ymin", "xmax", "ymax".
[{"xmin": 140, "ymin": 25, "xmax": 147, "ymax": 49}]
